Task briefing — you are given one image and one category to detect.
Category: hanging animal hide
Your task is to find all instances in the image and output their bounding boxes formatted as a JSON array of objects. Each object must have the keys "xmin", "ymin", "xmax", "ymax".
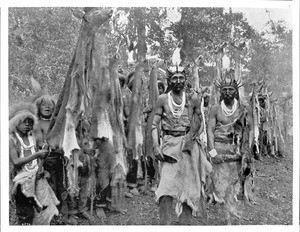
[
  {"xmin": 251, "ymin": 88, "xmax": 260, "ymax": 156},
  {"xmin": 109, "ymin": 54, "xmax": 128, "ymax": 176},
  {"xmin": 127, "ymin": 60, "xmax": 149, "ymax": 160},
  {"xmin": 145, "ymin": 63, "xmax": 159, "ymax": 159},
  {"xmin": 47, "ymin": 8, "xmax": 113, "ymax": 196},
  {"xmin": 232, "ymin": 109, "xmax": 254, "ymax": 203}
]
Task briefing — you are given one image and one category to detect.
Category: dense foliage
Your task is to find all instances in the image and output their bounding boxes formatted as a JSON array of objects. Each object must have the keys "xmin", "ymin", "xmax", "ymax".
[{"xmin": 9, "ymin": 7, "xmax": 292, "ymax": 111}]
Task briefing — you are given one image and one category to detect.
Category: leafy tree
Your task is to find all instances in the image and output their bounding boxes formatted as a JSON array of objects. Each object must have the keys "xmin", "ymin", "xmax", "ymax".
[
  {"xmin": 9, "ymin": 7, "xmax": 81, "ymax": 103},
  {"xmin": 169, "ymin": 7, "xmax": 257, "ymax": 85}
]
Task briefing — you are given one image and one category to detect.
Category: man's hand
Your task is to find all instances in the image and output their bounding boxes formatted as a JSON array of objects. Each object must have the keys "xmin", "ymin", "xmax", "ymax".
[
  {"xmin": 36, "ymin": 149, "xmax": 49, "ymax": 159},
  {"xmin": 208, "ymin": 149, "xmax": 218, "ymax": 158},
  {"xmin": 153, "ymin": 146, "xmax": 164, "ymax": 162}
]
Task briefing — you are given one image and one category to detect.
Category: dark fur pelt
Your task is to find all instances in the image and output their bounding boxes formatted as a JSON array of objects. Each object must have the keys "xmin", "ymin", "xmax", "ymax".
[
  {"xmin": 93, "ymin": 137, "xmax": 115, "ymax": 193},
  {"xmin": 232, "ymin": 108, "xmax": 254, "ymax": 202}
]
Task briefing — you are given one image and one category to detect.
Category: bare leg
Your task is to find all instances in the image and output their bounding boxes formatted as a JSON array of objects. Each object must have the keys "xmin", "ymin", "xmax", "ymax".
[
  {"xmin": 159, "ymin": 196, "xmax": 173, "ymax": 225},
  {"xmin": 179, "ymin": 202, "xmax": 192, "ymax": 225}
]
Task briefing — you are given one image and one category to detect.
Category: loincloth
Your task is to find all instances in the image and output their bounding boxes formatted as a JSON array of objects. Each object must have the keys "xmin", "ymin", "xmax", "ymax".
[
  {"xmin": 155, "ymin": 135, "xmax": 204, "ymax": 217},
  {"xmin": 211, "ymin": 141, "xmax": 241, "ymax": 215}
]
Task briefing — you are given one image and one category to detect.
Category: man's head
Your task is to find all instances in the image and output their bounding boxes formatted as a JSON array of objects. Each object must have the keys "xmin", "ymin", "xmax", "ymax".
[
  {"xmin": 216, "ymin": 69, "xmax": 242, "ymax": 104},
  {"xmin": 166, "ymin": 66, "xmax": 187, "ymax": 94},
  {"xmin": 34, "ymin": 95, "xmax": 55, "ymax": 119},
  {"xmin": 220, "ymin": 85, "xmax": 238, "ymax": 104},
  {"xmin": 9, "ymin": 102, "xmax": 38, "ymax": 135},
  {"xmin": 17, "ymin": 117, "xmax": 34, "ymax": 136}
]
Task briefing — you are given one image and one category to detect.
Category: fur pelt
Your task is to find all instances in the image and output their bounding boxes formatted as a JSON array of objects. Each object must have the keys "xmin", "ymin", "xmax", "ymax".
[
  {"xmin": 9, "ymin": 102, "xmax": 38, "ymax": 133},
  {"xmin": 93, "ymin": 137, "xmax": 115, "ymax": 192}
]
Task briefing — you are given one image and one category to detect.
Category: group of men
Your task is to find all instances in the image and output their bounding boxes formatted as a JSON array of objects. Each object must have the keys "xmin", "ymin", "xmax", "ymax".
[
  {"xmin": 151, "ymin": 65, "xmax": 253, "ymax": 225},
  {"xmin": 9, "ymin": 57, "xmax": 258, "ymax": 225}
]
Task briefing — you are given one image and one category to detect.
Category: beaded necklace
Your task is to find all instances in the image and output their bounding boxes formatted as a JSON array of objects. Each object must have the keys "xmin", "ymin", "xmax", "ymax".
[
  {"xmin": 168, "ymin": 91, "xmax": 186, "ymax": 118},
  {"xmin": 220, "ymin": 99, "xmax": 238, "ymax": 116},
  {"xmin": 15, "ymin": 132, "xmax": 38, "ymax": 172}
]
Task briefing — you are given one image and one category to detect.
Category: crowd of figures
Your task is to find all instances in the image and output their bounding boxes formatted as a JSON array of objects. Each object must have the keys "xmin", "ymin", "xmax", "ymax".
[
  {"xmin": 9, "ymin": 15, "xmax": 289, "ymax": 224},
  {"xmin": 9, "ymin": 62, "xmax": 287, "ymax": 226}
]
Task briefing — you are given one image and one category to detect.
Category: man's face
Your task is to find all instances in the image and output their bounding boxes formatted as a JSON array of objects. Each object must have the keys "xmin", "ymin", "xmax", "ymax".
[
  {"xmin": 17, "ymin": 117, "xmax": 34, "ymax": 135},
  {"xmin": 170, "ymin": 73, "xmax": 185, "ymax": 94},
  {"xmin": 40, "ymin": 99, "xmax": 54, "ymax": 117},
  {"xmin": 220, "ymin": 86, "xmax": 236, "ymax": 102}
]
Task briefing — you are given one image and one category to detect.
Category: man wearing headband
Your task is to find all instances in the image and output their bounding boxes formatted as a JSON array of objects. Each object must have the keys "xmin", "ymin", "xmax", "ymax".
[
  {"xmin": 207, "ymin": 69, "xmax": 253, "ymax": 224},
  {"xmin": 152, "ymin": 64, "xmax": 203, "ymax": 225}
]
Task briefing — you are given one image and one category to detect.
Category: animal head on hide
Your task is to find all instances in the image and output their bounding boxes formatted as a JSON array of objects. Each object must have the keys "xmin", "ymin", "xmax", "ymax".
[
  {"xmin": 34, "ymin": 95, "xmax": 56, "ymax": 119},
  {"xmin": 9, "ymin": 102, "xmax": 38, "ymax": 134}
]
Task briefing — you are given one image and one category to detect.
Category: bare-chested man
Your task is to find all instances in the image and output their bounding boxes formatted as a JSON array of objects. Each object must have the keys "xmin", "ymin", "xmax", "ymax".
[
  {"xmin": 207, "ymin": 70, "xmax": 253, "ymax": 224},
  {"xmin": 152, "ymin": 65, "xmax": 203, "ymax": 225}
]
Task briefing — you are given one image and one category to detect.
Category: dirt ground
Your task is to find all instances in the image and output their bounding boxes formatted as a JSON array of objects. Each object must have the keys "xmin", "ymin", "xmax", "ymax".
[{"xmin": 10, "ymin": 145, "xmax": 293, "ymax": 226}]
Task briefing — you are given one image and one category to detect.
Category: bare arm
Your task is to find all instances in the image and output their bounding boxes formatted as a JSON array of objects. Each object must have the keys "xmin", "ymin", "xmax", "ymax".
[
  {"xmin": 194, "ymin": 94, "xmax": 203, "ymax": 134},
  {"xmin": 9, "ymin": 137, "xmax": 48, "ymax": 167}
]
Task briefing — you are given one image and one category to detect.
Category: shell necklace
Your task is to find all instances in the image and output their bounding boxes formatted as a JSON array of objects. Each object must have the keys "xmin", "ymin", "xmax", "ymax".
[
  {"xmin": 168, "ymin": 91, "xmax": 186, "ymax": 118},
  {"xmin": 15, "ymin": 132, "xmax": 38, "ymax": 172},
  {"xmin": 221, "ymin": 99, "xmax": 238, "ymax": 116}
]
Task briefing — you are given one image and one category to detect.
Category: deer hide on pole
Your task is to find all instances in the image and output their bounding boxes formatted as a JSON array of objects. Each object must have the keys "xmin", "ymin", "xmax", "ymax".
[
  {"xmin": 108, "ymin": 54, "xmax": 128, "ymax": 210},
  {"xmin": 47, "ymin": 8, "xmax": 112, "ymax": 196},
  {"xmin": 90, "ymin": 18, "xmax": 114, "ymax": 141},
  {"xmin": 126, "ymin": 60, "xmax": 148, "ymax": 180},
  {"xmin": 145, "ymin": 63, "xmax": 159, "ymax": 159},
  {"xmin": 108, "ymin": 54, "xmax": 127, "ymax": 181},
  {"xmin": 192, "ymin": 57, "xmax": 201, "ymax": 94},
  {"xmin": 251, "ymin": 87, "xmax": 260, "ymax": 155},
  {"xmin": 127, "ymin": 60, "xmax": 148, "ymax": 154}
]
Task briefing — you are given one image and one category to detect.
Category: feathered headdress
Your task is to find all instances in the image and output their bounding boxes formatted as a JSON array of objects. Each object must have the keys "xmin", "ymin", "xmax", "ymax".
[
  {"xmin": 215, "ymin": 68, "xmax": 243, "ymax": 90},
  {"xmin": 166, "ymin": 39, "xmax": 188, "ymax": 79}
]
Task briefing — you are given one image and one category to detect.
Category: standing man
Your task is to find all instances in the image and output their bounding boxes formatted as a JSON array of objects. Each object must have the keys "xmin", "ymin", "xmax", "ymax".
[
  {"xmin": 207, "ymin": 69, "xmax": 253, "ymax": 224},
  {"xmin": 151, "ymin": 65, "xmax": 203, "ymax": 225}
]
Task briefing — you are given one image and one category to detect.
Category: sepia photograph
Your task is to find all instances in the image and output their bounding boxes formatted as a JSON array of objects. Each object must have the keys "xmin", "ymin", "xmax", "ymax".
[{"xmin": 2, "ymin": 0, "xmax": 298, "ymax": 230}]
